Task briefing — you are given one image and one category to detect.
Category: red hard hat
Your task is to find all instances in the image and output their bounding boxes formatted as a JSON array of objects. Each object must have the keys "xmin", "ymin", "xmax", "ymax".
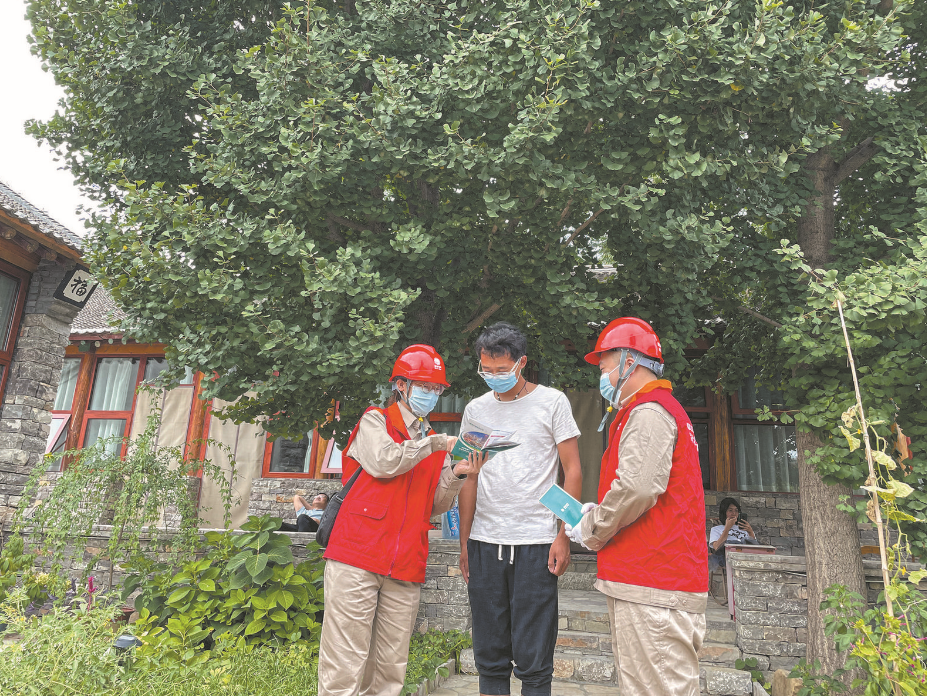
[
  {"xmin": 390, "ymin": 344, "xmax": 451, "ymax": 387},
  {"xmin": 584, "ymin": 317, "xmax": 663, "ymax": 366}
]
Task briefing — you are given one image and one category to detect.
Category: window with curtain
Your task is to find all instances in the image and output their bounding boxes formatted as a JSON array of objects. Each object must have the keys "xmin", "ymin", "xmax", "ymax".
[
  {"xmin": 0, "ymin": 272, "xmax": 20, "ymax": 351},
  {"xmin": 54, "ymin": 358, "xmax": 81, "ymax": 411},
  {"xmin": 733, "ymin": 370, "xmax": 798, "ymax": 492},
  {"xmin": 0, "ymin": 263, "xmax": 28, "ymax": 405},
  {"xmin": 429, "ymin": 392, "xmax": 466, "ymax": 437},
  {"xmin": 81, "ymin": 356, "xmax": 142, "ymax": 455}
]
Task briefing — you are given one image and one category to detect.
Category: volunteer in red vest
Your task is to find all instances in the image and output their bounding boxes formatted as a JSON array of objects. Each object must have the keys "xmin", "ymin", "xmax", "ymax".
[
  {"xmin": 564, "ymin": 318, "xmax": 708, "ymax": 696},
  {"xmin": 319, "ymin": 345, "xmax": 485, "ymax": 696}
]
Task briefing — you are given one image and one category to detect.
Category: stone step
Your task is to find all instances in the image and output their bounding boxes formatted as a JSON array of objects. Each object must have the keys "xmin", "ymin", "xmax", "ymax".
[
  {"xmin": 555, "ymin": 630, "xmax": 611, "ymax": 656},
  {"xmin": 559, "ymin": 589, "xmax": 735, "ymax": 633},
  {"xmin": 700, "ymin": 666, "xmax": 753, "ymax": 696},
  {"xmin": 697, "ymin": 642, "xmax": 742, "ymax": 664}
]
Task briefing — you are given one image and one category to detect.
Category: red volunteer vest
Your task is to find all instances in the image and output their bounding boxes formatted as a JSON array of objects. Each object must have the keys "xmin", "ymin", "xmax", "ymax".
[
  {"xmin": 596, "ymin": 384, "xmax": 708, "ymax": 593},
  {"xmin": 323, "ymin": 402, "xmax": 447, "ymax": 583}
]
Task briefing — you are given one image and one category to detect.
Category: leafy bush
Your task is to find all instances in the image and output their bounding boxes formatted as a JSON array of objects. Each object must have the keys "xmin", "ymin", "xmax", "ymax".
[
  {"xmin": 123, "ymin": 515, "xmax": 324, "ymax": 660},
  {"xmin": 16, "ymin": 403, "xmax": 236, "ymax": 590},
  {"xmin": 0, "ymin": 601, "xmax": 128, "ymax": 696},
  {"xmin": 0, "ymin": 534, "xmax": 68, "ymax": 608},
  {"xmin": 402, "ymin": 629, "xmax": 472, "ymax": 696}
]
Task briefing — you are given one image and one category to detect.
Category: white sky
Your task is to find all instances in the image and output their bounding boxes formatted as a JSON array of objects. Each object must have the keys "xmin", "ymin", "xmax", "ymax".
[{"xmin": 0, "ymin": 0, "xmax": 96, "ymax": 235}]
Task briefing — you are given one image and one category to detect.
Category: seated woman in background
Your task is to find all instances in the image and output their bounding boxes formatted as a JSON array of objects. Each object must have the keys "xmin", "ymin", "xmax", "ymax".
[{"xmin": 708, "ymin": 497, "xmax": 757, "ymax": 569}]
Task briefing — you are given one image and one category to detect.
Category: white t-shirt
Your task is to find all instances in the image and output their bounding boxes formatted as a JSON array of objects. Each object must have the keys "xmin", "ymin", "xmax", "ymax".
[
  {"xmin": 709, "ymin": 524, "xmax": 753, "ymax": 546},
  {"xmin": 464, "ymin": 385, "xmax": 581, "ymax": 545}
]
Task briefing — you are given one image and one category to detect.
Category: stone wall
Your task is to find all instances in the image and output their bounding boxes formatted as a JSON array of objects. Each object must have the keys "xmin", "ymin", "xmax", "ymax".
[
  {"xmin": 0, "ymin": 261, "xmax": 80, "ymax": 522},
  {"xmin": 729, "ymin": 552, "xmax": 926, "ymax": 682},
  {"xmin": 247, "ymin": 477, "xmax": 344, "ymax": 524}
]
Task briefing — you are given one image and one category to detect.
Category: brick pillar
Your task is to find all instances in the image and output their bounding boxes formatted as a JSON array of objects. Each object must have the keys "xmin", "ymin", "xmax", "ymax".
[{"xmin": 0, "ymin": 261, "xmax": 81, "ymax": 520}]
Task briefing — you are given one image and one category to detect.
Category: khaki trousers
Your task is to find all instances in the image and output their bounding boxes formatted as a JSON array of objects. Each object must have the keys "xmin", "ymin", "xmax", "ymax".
[
  {"xmin": 607, "ymin": 596, "xmax": 706, "ymax": 696},
  {"xmin": 318, "ymin": 560, "xmax": 421, "ymax": 696}
]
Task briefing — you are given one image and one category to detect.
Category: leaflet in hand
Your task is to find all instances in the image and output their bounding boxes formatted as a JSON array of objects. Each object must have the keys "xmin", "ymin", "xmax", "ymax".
[
  {"xmin": 450, "ymin": 418, "xmax": 519, "ymax": 460},
  {"xmin": 539, "ymin": 484, "xmax": 584, "ymax": 527}
]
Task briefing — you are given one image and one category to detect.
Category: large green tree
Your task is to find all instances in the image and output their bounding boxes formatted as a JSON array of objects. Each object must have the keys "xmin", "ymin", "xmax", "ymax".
[{"xmin": 28, "ymin": 0, "xmax": 927, "ymax": 674}]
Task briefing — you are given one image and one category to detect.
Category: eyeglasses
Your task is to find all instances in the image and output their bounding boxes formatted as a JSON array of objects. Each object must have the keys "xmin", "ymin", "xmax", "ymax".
[
  {"xmin": 476, "ymin": 359, "xmax": 523, "ymax": 380},
  {"xmin": 410, "ymin": 382, "xmax": 446, "ymax": 395}
]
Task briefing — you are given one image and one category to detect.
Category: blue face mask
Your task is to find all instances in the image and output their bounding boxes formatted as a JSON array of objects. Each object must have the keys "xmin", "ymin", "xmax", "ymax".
[
  {"xmin": 599, "ymin": 371, "xmax": 618, "ymax": 404},
  {"xmin": 482, "ymin": 372, "xmax": 518, "ymax": 394},
  {"xmin": 407, "ymin": 386, "xmax": 440, "ymax": 417}
]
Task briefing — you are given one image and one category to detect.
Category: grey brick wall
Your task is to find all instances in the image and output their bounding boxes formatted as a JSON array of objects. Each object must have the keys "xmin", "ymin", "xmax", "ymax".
[
  {"xmin": 0, "ymin": 261, "xmax": 80, "ymax": 522},
  {"xmin": 248, "ymin": 477, "xmax": 344, "ymax": 525},
  {"xmin": 729, "ymin": 552, "xmax": 925, "ymax": 682}
]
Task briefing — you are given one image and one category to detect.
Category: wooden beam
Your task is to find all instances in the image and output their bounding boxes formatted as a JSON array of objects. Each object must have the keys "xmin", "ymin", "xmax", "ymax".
[
  {"xmin": 710, "ymin": 385, "xmax": 736, "ymax": 491},
  {"xmin": 15, "ymin": 235, "xmax": 40, "ymax": 254},
  {"xmin": 184, "ymin": 372, "xmax": 211, "ymax": 467},
  {"xmin": 63, "ymin": 348, "xmax": 96, "ymax": 456},
  {"xmin": 0, "ymin": 236, "xmax": 40, "ymax": 272}
]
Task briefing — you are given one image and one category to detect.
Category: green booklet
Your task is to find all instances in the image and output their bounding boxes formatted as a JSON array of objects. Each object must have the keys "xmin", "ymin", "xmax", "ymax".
[
  {"xmin": 539, "ymin": 484, "xmax": 584, "ymax": 527},
  {"xmin": 450, "ymin": 418, "xmax": 519, "ymax": 460}
]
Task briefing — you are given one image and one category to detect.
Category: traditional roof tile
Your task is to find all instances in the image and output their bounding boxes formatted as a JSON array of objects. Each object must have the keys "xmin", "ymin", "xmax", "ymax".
[
  {"xmin": 0, "ymin": 179, "xmax": 83, "ymax": 252},
  {"xmin": 70, "ymin": 288, "xmax": 126, "ymax": 336}
]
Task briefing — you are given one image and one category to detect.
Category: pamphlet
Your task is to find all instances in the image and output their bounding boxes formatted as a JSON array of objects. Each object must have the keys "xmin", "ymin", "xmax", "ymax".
[
  {"xmin": 539, "ymin": 484, "xmax": 584, "ymax": 527},
  {"xmin": 450, "ymin": 418, "xmax": 520, "ymax": 460}
]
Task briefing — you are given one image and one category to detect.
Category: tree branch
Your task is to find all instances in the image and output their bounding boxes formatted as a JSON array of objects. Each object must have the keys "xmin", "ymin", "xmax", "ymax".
[
  {"xmin": 327, "ymin": 215, "xmax": 370, "ymax": 233},
  {"xmin": 712, "ymin": 297, "xmax": 784, "ymax": 328},
  {"xmin": 833, "ymin": 137, "xmax": 878, "ymax": 184},
  {"xmin": 561, "ymin": 209, "xmax": 604, "ymax": 247},
  {"xmin": 464, "ymin": 302, "xmax": 502, "ymax": 334}
]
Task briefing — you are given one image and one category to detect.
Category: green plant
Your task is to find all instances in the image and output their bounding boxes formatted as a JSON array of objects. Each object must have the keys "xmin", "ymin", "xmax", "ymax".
[
  {"xmin": 402, "ymin": 629, "xmax": 472, "ymax": 696},
  {"xmin": 15, "ymin": 401, "xmax": 237, "ymax": 590},
  {"xmin": 0, "ymin": 534, "xmax": 67, "ymax": 608},
  {"xmin": 0, "ymin": 601, "xmax": 126, "ymax": 696},
  {"xmin": 735, "ymin": 657, "xmax": 770, "ymax": 692},
  {"xmin": 124, "ymin": 515, "xmax": 324, "ymax": 661}
]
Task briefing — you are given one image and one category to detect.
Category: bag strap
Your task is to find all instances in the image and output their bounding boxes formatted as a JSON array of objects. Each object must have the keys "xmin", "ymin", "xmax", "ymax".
[{"xmin": 338, "ymin": 464, "xmax": 363, "ymax": 498}]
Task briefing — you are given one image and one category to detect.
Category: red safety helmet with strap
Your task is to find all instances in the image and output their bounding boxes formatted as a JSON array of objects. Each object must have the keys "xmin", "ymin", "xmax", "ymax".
[
  {"xmin": 584, "ymin": 317, "xmax": 663, "ymax": 366},
  {"xmin": 390, "ymin": 344, "xmax": 451, "ymax": 387}
]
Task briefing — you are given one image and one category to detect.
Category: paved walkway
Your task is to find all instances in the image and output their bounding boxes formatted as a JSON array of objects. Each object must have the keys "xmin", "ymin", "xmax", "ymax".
[{"xmin": 431, "ymin": 675, "xmax": 620, "ymax": 695}]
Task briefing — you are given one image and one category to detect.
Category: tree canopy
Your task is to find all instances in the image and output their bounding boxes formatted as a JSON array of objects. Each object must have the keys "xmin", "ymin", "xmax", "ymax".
[{"xmin": 28, "ymin": 0, "xmax": 926, "ymax": 556}]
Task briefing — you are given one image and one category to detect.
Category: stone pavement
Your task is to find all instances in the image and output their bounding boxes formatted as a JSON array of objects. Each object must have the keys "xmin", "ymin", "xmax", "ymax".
[{"xmin": 431, "ymin": 674, "xmax": 620, "ymax": 695}]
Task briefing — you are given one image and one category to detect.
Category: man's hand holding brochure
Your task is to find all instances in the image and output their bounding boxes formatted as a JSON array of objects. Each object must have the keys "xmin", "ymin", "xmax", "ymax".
[
  {"xmin": 450, "ymin": 418, "xmax": 520, "ymax": 460},
  {"xmin": 540, "ymin": 483, "xmax": 597, "ymax": 551}
]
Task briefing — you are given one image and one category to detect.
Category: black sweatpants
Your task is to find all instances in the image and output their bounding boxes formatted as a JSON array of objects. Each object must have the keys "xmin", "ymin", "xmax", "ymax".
[{"xmin": 467, "ymin": 539, "xmax": 559, "ymax": 696}]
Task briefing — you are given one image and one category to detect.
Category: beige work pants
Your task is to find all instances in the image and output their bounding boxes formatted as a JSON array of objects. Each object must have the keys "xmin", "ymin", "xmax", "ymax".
[
  {"xmin": 318, "ymin": 560, "xmax": 421, "ymax": 696},
  {"xmin": 607, "ymin": 596, "xmax": 706, "ymax": 696}
]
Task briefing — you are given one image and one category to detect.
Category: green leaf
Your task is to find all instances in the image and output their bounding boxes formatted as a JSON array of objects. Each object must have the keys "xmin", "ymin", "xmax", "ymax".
[
  {"xmin": 266, "ymin": 546, "xmax": 293, "ymax": 565},
  {"xmin": 244, "ymin": 618, "xmax": 266, "ymax": 636},
  {"xmin": 245, "ymin": 553, "xmax": 269, "ymax": 578}
]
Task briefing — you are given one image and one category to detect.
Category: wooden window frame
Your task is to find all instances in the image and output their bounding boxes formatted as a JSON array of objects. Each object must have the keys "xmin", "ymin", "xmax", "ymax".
[
  {"xmin": 0, "ymin": 260, "xmax": 31, "ymax": 404},
  {"xmin": 56, "ymin": 350, "xmax": 171, "ymax": 465},
  {"xmin": 261, "ymin": 431, "xmax": 323, "ymax": 479}
]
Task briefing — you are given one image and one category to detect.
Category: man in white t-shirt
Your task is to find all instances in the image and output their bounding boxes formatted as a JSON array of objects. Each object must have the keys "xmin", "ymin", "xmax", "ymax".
[{"xmin": 458, "ymin": 322, "xmax": 582, "ymax": 696}]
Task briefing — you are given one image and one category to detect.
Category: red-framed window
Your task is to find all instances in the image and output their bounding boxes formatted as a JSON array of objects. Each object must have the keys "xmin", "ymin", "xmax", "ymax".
[
  {"xmin": 0, "ymin": 260, "xmax": 30, "ymax": 405},
  {"xmin": 48, "ymin": 349, "xmax": 194, "ymax": 470},
  {"xmin": 730, "ymin": 370, "xmax": 798, "ymax": 493}
]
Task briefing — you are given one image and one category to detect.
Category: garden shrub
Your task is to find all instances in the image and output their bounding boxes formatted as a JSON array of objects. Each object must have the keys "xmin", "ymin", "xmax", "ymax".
[
  {"xmin": 0, "ymin": 534, "xmax": 68, "ymax": 608},
  {"xmin": 123, "ymin": 515, "xmax": 324, "ymax": 659},
  {"xmin": 402, "ymin": 629, "xmax": 472, "ymax": 696}
]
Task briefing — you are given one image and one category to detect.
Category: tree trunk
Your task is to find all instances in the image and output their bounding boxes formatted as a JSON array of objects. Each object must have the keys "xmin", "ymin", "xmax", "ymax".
[
  {"xmin": 795, "ymin": 430, "xmax": 864, "ymax": 674},
  {"xmin": 794, "ymin": 144, "xmax": 873, "ymax": 678}
]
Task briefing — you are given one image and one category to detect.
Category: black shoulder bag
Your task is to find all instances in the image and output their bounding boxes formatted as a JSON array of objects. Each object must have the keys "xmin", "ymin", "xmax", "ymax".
[{"xmin": 314, "ymin": 466, "xmax": 363, "ymax": 548}]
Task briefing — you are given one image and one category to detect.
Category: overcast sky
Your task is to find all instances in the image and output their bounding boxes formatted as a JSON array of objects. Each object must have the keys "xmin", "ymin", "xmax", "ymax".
[{"xmin": 0, "ymin": 0, "xmax": 96, "ymax": 235}]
